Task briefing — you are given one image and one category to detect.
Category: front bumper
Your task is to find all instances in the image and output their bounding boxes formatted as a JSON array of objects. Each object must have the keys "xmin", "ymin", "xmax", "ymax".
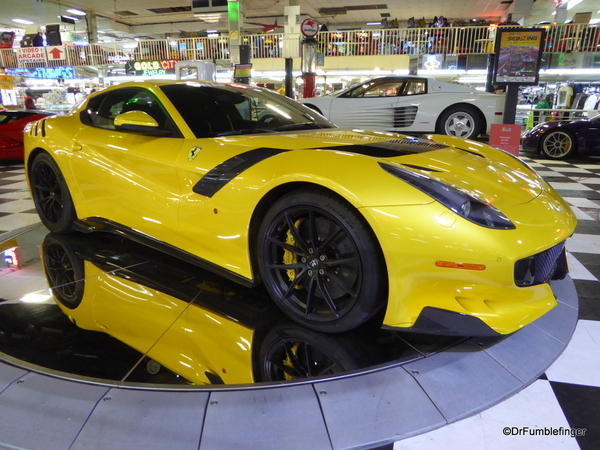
[{"xmin": 360, "ymin": 189, "xmax": 576, "ymax": 335}]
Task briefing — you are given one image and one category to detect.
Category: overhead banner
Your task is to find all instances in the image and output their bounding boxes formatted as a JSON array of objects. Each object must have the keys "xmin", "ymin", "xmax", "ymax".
[{"xmin": 492, "ymin": 28, "xmax": 546, "ymax": 85}]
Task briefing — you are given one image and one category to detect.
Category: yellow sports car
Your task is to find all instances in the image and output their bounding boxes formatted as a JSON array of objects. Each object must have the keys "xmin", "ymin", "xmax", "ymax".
[{"xmin": 24, "ymin": 81, "xmax": 577, "ymax": 335}]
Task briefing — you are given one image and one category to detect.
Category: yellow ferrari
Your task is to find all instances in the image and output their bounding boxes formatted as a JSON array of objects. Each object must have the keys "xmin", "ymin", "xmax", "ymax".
[{"xmin": 24, "ymin": 81, "xmax": 577, "ymax": 335}]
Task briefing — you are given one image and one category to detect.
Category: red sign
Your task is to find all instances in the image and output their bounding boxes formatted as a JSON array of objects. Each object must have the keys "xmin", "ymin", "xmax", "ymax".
[
  {"xmin": 489, "ymin": 124, "xmax": 522, "ymax": 156},
  {"xmin": 47, "ymin": 46, "xmax": 66, "ymax": 60},
  {"xmin": 17, "ymin": 47, "xmax": 46, "ymax": 63},
  {"xmin": 301, "ymin": 18, "xmax": 319, "ymax": 37}
]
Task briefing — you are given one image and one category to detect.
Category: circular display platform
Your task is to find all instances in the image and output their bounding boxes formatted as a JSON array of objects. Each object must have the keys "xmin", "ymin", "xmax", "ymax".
[{"xmin": 0, "ymin": 224, "xmax": 579, "ymax": 450}]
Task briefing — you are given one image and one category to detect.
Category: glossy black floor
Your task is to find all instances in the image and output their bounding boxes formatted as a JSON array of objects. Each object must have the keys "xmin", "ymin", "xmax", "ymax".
[{"xmin": 1, "ymin": 153, "xmax": 600, "ymax": 450}]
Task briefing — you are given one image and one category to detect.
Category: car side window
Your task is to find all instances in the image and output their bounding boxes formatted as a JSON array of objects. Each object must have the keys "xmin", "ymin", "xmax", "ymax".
[
  {"xmin": 0, "ymin": 113, "xmax": 11, "ymax": 125},
  {"xmin": 0, "ymin": 112, "xmax": 22, "ymax": 125},
  {"xmin": 402, "ymin": 80, "xmax": 427, "ymax": 96},
  {"xmin": 82, "ymin": 89, "xmax": 176, "ymax": 134},
  {"xmin": 341, "ymin": 79, "xmax": 405, "ymax": 98}
]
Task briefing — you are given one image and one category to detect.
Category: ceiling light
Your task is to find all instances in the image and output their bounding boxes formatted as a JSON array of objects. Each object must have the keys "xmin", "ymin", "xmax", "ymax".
[
  {"xmin": 567, "ymin": 0, "xmax": 583, "ymax": 10},
  {"xmin": 12, "ymin": 18, "xmax": 34, "ymax": 25},
  {"xmin": 66, "ymin": 9, "xmax": 87, "ymax": 16},
  {"xmin": 367, "ymin": 22, "xmax": 381, "ymax": 25}
]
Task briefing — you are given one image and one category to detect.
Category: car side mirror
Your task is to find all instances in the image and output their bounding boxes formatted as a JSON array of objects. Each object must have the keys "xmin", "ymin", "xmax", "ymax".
[{"xmin": 114, "ymin": 110, "xmax": 173, "ymax": 136}]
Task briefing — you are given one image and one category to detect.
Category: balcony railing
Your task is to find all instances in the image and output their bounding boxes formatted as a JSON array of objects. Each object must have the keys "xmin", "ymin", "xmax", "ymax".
[{"xmin": 0, "ymin": 23, "xmax": 598, "ymax": 70}]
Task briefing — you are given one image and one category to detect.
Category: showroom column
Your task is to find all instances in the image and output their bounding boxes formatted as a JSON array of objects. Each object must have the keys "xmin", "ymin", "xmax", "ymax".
[
  {"xmin": 282, "ymin": 1, "xmax": 301, "ymax": 98},
  {"xmin": 86, "ymin": 11, "xmax": 98, "ymax": 44}
]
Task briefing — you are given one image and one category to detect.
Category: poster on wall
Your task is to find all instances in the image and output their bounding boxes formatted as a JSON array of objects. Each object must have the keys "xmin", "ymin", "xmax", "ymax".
[{"xmin": 492, "ymin": 28, "xmax": 546, "ymax": 85}]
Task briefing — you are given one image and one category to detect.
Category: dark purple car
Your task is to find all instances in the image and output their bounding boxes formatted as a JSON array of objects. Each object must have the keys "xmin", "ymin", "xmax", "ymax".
[{"xmin": 521, "ymin": 114, "xmax": 600, "ymax": 160}]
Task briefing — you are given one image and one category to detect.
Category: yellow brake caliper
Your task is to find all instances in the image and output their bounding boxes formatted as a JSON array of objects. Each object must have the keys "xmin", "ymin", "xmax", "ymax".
[
  {"xmin": 283, "ymin": 342, "xmax": 301, "ymax": 380},
  {"xmin": 283, "ymin": 218, "xmax": 305, "ymax": 289}
]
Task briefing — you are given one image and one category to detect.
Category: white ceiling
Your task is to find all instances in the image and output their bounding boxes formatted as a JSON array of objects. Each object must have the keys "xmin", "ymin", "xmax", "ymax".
[{"xmin": 0, "ymin": 0, "xmax": 598, "ymax": 40}]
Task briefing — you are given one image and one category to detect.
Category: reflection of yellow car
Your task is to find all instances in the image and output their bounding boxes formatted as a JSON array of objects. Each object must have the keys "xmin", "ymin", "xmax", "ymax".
[
  {"xmin": 25, "ymin": 81, "xmax": 576, "ymax": 335},
  {"xmin": 41, "ymin": 233, "xmax": 385, "ymax": 384}
]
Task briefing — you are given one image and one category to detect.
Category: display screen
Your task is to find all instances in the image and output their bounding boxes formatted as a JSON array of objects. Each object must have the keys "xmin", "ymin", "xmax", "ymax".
[{"xmin": 493, "ymin": 28, "xmax": 546, "ymax": 85}]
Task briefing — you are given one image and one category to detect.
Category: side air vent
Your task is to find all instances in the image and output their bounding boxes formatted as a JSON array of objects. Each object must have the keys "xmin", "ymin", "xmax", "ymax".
[{"xmin": 393, "ymin": 106, "xmax": 418, "ymax": 128}]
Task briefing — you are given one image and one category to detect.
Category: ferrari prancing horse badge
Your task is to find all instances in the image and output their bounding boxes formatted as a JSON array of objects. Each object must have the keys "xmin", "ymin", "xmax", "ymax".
[{"xmin": 188, "ymin": 146, "xmax": 202, "ymax": 161}]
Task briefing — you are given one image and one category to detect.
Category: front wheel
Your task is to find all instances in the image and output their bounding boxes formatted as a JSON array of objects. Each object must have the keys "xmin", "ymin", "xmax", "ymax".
[
  {"xmin": 540, "ymin": 130, "xmax": 577, "ymax": 159},
  {"xmin": 258, "ymin": 323, "xmax": 380, "ymax": 382},
  {"xmin": 30, "ymin": 152, "xmax": 77, "ymax": 233},
  {"xmin": 437, "ymin": 106, "xmax": 482, "ymax": 139},
  {"xmin": 257, "ymin": 188, "xmax": 387, "ymax": 333}
]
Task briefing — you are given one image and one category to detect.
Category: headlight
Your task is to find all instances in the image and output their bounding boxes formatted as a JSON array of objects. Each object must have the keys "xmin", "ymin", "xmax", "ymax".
[{"xmin": 379, "ymin": 163, "xmax": 515, "ymax": 230}]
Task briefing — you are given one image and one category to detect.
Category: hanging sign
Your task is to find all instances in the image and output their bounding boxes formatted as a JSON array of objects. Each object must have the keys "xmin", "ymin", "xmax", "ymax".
[
  {"xmin": 6, "ymin": 66, "xmax": 75, "ymax": 79},
  {"xmin": 17, "ymin": 47, "xmax": 47, "ymax": 64},
  {"xmin": 125, "ymin": 60, "xmax": 179, "ymax": 76},
  {"xmin": 46, "ymin": 46, "xmax": 66, "ymax": 61},
  {"xmin": 301, "ymin": 18, "xmax": 319, "ymax": 38}
]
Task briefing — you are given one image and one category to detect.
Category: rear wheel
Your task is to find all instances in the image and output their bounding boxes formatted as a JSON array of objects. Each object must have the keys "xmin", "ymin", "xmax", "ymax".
[
  {"xmin": 540, "ymin": 130, "xmax": 577, "ymax": 159},
  {"xmin": 257, "ymin": 188, "xmax": 387, "ymax": 333},
  {"xmin": 30, "ymin": 153, "xmax": 76, "ymax": 233},
  {"xmin": 437, "ymin": 106, "xmax": 482, "ymax": 139},
  {"xmin": 42, "ymin": 234, "xmax": 84, "ymax": 309}
]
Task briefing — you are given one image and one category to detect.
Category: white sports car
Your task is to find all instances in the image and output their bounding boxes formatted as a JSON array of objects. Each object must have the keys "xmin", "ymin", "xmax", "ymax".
[{"xmin": 300, "ymin": 76, "xmax": 505, "ymax": 139}]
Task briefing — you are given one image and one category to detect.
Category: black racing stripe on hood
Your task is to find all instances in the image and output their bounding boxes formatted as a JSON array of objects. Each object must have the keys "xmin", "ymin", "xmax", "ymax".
[
  {"xmin": 313, "ymin": 138, "xmax": 448, "ymax": 157},
  {"xmin": 194, "ymin": 147, "xmax": 289, "ymax": 197}
]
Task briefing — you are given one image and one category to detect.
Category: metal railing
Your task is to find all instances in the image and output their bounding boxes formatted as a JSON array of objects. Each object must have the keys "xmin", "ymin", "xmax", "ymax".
[
  {"xmin": 0, "ymin": 23, "xmax": 598, "ymax": 70},
  {"xmin": 518, "ymin": 106, "xmax": 599, "ymax": 131}
]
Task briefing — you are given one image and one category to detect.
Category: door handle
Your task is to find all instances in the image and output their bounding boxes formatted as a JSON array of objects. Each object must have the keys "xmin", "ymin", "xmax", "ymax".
[{"xmin": 72, "ymin": 142, "xmax": 82, "ymax": 152}]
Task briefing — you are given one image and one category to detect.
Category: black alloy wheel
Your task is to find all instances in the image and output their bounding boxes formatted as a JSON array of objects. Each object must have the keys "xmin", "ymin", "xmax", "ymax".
[
  {"xmin": 42, "ymin": 234, "xmax": 85, "ymax": 308},
  {"xmin": 30, "ymin": 152, "xmax": 77, "ymax": 234},
  {"xmin": 259, "ymin": 324, "xmax": 377, "ymax": 382},
  {"xmin": 257, "ymin": 188, "xmax": 386, "ymax": 333},
  {"xmin": 261, "ymin": 335, "xmax": 346, "ymax": 381}
]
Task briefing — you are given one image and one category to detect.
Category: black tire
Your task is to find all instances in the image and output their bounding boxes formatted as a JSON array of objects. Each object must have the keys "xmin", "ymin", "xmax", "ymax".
[
  {"xmin": 30, "ymin": 152, "xmax": 77, "ymax": 234},
  {"xmin": 437, "ymin": 105, "xmax": 482, "ymax": 139},
  {"xmin": 42, "ymin": 234, "xmax": 85, "ymax": 309},
  {"xmin": 540, "ymin": 129, "xmax": 577, "ymax": 160},
  {"xmin": 258, "ymin": 323, "xmax": 379, "ymax": 382},
  {"xmin": 256, "ymin": 188, "xmax": 387, "ymax": 333}
]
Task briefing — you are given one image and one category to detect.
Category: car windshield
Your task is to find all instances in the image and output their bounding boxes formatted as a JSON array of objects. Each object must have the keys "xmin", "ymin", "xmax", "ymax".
[{"xmin": 160, "ymin": 83, "xmax": 335, "ymax": 138}]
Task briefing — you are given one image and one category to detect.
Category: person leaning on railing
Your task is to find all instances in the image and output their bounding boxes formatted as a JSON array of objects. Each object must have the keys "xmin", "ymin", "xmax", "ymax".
[{"xmin": 534, "ymin": 94, "xmax": 552, "ymax": 124}]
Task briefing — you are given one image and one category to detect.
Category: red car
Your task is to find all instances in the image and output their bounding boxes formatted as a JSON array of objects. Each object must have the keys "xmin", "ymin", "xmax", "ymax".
[{"xmin": 0, "ymin": 110, "xmax": 54, "ymax": 160}]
